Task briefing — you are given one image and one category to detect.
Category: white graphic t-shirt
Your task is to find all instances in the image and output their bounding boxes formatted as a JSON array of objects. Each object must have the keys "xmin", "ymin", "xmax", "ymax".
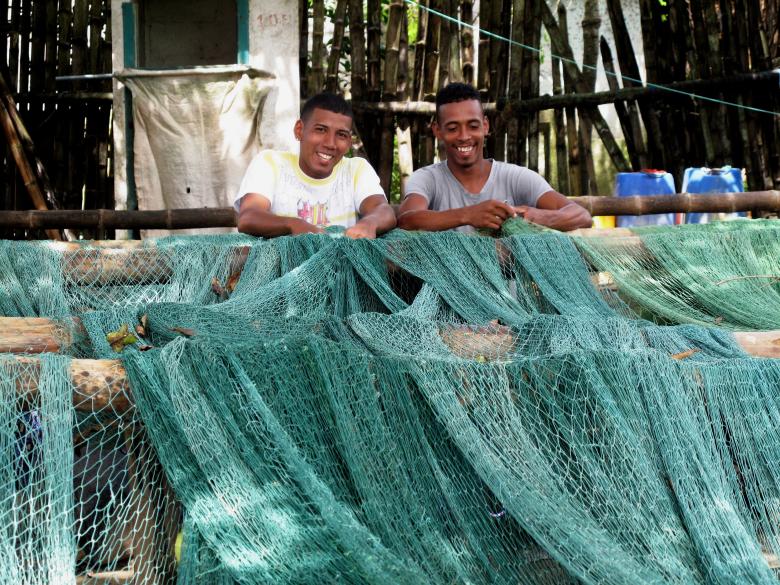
[{"xmin": 234, "ymin": 151, "xmax": 385, "ymax": 228}]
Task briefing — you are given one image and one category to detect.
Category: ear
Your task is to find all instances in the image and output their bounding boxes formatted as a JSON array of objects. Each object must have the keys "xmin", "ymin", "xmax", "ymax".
[
  {"xmin": 431, "ymin": 120, "xmax": 441, "ymax": 140},
  {"xmin": 293, "ymin": 119, "xmax": 303, "ymax": 141},
  {"xmin": 482, "ymin": 115, "xmax": 490, "ymax": 135}
]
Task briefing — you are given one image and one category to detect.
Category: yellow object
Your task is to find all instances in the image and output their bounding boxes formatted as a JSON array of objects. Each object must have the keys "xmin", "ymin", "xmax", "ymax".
[
  {"xmin": 592, "ymin": 216, "xmax": 616, "ymax": 229},
  {"xmin": 175, "ymin": 530, "xmax": 183, "ymax": 563}
]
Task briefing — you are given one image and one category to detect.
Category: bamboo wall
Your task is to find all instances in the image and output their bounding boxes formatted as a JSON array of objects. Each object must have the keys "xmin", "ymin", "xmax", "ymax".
[
  {"xmin": 302, "ymin": 0, "xmax": 780, "ymax": 201},
  {"xmin": 1, "ymin": 0, "xmax": 113, "ymax": 238}
]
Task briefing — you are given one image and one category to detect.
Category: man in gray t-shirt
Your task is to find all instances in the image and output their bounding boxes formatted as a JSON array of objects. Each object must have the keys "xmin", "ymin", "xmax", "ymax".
[{"xmin": 398, "ymin": 83, "xmax": 592, "ymax": 233}]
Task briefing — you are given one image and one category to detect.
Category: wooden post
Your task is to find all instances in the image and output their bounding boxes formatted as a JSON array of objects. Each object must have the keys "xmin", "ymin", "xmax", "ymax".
[
  {"xmin": 309, "ymin": 0, "xmax": 326, "ymax": 96},
  {"xmin": 299, "ymin": 0, "xmax": 309, "ymax": 98},
  {"xmin": 551, "ymin": 55, "xmax": 569, "ymax": 194},
  {"xmin": 460, "ymin": 0, "xmax": 474, "ymax": 85},
  {"xmin": 325, "ymin": 0, "xmax": 348, "ymax": 94},
  {"xmin": 600, "ymin": 37, "xmax": 639, "ymax": 170},
  {"xmin": 0, "ymin": 90, "xmax": 61, "ymax": 239}
]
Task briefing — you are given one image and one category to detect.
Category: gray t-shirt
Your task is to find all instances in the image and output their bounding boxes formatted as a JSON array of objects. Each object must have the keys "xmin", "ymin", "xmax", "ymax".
[{"xmin": 405, "ymin": 159, "xmax": 553, "ymax": 232}]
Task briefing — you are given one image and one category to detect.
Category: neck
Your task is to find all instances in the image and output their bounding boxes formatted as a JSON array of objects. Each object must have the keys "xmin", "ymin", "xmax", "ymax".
[{"xmin": 446, "ymin": 157, "xmax": 490, "ymax": 181}]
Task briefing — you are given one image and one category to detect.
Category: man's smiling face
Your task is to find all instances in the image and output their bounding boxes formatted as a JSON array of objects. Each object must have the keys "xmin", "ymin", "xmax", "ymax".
[
  {"xmin": 294, "ymin": 107, "xmax": 353, "ymax": 179},
  {"xmin": 433, "ymin": 99, "xmax": 489, "ymax": 170}
]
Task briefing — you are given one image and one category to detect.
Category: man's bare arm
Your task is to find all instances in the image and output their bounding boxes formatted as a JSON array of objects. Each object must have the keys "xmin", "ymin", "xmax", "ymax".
[
  {"xmin": 344, "ymin": 195, "xmax": 397, "ymax": 239},
  {"xmin": 397, "ymin": 194, "xmax": 517, "ymax": 231},
  {"xmin": 236, "ymin": 193, "xmax": 324, "ymax": 237},
  {"xmin": 516, "ymin": 191, "xmax": 592, "ymax": 232}
]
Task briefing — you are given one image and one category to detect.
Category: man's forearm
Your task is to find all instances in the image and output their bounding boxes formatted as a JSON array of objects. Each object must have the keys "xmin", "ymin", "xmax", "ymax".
[
  {"xmin": 358, "ymin": 203, "xmax": 397, "ymax": 235},
  {"xmin": 237, "ymin": 208, "xmax": 313, "ymax": 237},
  {"xmin": 524, "ymin": 204, "xmax": 592, "ymax": 232},
  {"xmin": 397, "ymin": 208, "xmax": 468, "ymax": 231}
]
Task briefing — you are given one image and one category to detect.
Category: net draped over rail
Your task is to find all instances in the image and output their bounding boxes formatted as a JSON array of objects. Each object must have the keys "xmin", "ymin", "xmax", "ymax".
[{"xmin": 3, "ymin": 219, "xmax": 780, "ymax": 584}]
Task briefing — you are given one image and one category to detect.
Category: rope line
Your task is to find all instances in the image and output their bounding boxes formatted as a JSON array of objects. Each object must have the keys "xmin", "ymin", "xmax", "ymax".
[{"xmin": 404, "ymin": 0, "xmax": 780, "ymax": 117}]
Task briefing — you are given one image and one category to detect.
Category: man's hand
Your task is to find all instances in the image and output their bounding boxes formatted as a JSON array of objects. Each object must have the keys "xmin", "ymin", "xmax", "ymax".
[
  {"xmin": 345, "ymin": 221, "xmax": 378, "ymax": 239},
  {"xmin": 288, "ymin": 218, "xmax": 325, "ymax": 236},
  {"xmin": 461, "ymin": 200, "xmax": 518, "ymax": 230}
]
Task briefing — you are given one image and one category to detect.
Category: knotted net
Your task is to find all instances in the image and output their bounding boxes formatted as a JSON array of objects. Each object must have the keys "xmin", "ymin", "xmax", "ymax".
[{"xmin": 2, "ymin": 220, "xmax": 780, "ymax": 584}]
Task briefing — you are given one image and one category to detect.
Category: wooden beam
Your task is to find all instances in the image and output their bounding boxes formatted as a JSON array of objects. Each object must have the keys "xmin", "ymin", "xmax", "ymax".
[
  {"xmin": 570, "ymin": 192, "xmax": 780, "ymax": 216},
  {"xmin": 1, "ymin": 328, "xmax": 779, "ymax": 416},
  {"xmin": 11, "ymin": 356, "xmax": 131, "ymax": 413},
  {"xmin": 1, "ymin": 194, "xmax": 778, "ymax": 232},
  {"xmin": 36, "ymin": 240, "xmax": 250, "ymax": 285},
  {"xmin": 352, "ymin": 69, "xmax": 780, "ymax": 115},
  {"xmin": 0, "ymin": 317, "xmax": 72, "ymax": 353},
  {"xmin": 0, "ymin": 208, "xmax": 237, "ymax": 230}
]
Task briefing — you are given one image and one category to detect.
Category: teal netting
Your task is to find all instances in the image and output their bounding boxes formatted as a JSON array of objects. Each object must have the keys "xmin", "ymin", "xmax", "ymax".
[{"xmin": 3, "ymin": 221, "xmax": 780, "ymax": 583}]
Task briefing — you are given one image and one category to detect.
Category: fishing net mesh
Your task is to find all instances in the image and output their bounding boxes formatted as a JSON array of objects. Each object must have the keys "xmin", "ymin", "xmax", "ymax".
[{"xmin": 3, "ymin": 219, "xmax": 780, "ymax": 583}]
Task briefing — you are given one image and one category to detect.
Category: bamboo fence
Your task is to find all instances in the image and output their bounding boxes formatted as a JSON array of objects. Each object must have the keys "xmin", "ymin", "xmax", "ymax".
[
  {"xmin": 2, "ymin": 0, "xmax": 113, "ymax": 239},
  {"xmin": 302, "ymin": 0, "xmax": 780, "ymax": 201}
]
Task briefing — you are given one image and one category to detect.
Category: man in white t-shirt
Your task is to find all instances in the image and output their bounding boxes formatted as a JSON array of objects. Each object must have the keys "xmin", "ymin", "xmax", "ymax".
[
  {"xmin": 398, "ymin": 83, "xmax": 591, "ymax": 232},
  {"xmin": 235, "ymin": 93, "xmax": 396, "ymax": 239}
]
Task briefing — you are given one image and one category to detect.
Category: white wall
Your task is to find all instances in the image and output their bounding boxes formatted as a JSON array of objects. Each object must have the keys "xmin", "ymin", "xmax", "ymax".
[{"xmin": 248, "ymin": 0, "xmax": 300, "ymax": 152}]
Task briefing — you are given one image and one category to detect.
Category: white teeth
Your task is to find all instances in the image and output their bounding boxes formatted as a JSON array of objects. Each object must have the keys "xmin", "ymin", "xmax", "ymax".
[
  {"xmin": 457, "ymin": 146, "xmax": 473, "ymax": 153},
  {"xmin": 317, "ymin": 152, "xmax": 334, "ymax": 160}
]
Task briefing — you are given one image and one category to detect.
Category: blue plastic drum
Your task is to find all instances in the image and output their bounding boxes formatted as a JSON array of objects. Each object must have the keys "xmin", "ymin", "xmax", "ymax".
[
  {"xmin": 614, "ymin": 170, "xmax": 676, "ymax": 228},
  {"xmin": 683, "ymin": 166, "xmax": 745, "ymax": 224}
]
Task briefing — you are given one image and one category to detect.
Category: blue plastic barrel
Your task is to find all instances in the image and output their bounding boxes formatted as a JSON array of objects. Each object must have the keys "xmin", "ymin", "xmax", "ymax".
[
  {"xmin": 683, "ymin": 166, "xmax": 745, "ymax": 224},
  {"xmin": 614, "ymin": 170, "xmax": 676, "ymax": 228}
]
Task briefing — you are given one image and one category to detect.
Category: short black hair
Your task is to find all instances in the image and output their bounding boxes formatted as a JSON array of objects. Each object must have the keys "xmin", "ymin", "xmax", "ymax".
[
  {"xmin": 435, "ymin": 83, "xmax": 482, "ymax": 117},
  {"xmin": 300, "ymin": 92, "xmax": 353, "ymax": 121}
]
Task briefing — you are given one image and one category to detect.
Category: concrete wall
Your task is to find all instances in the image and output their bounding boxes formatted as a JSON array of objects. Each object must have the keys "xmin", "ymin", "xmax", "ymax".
[{"xmin": 248, "ymin": 0, "xmax": 299, "ymax": 152}]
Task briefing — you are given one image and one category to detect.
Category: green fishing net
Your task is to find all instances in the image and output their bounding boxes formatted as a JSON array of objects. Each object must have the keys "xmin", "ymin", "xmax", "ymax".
[{"xmin": 3, "ymin": 221, "xmax": 780, "ymax": 583}]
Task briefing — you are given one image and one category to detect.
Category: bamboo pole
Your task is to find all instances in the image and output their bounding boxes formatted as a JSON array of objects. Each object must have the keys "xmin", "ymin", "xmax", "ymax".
[
  {"xmin": 412, "ymin": 0, "xmax": 429, "ymax": 102},
  {"xmin": 8, "ymin": 0, "xmax": 21, "ymax": 89},
  {"xmin": 0, "ymin": 73, "xmax": 63, "ymax": 217},
  {"xmin": 325, "ymin": 0, "xmax": 348, "ymax": 94},
  {"xmin": 348, "ymin": 0, "xmax": 367, "ymax": 102},
  {"xmin": 460, "ymin": 0, "xmax": 474, "ymax": 85},
  {"xmin": 570, "ymin": 192, "xmax": 780, "ymax": 216},
  {"xmin": 600, "ymin": 37, "xmax": 638, "ymax": 170},
  {"xmin": 299, "ymin": 0, "xmax": 309, "ymax": 97},
  {"xmin": 30, "ymin": 1, "xmax": 47, "ymax": 93},
  {"xmin": 558, "ymin": 4, "xmax": 580, "ymax": 196},
  {"xmin": 19, "ymin": 0, "xmax": 31, "ymax": 95},
  {"xmin": 506, "ymin": 0, "xmax": 525, "ymax": 165},
  {"xmin": 367, "ymin": 0, "xmax": 382, "ymax": 101},
  {"xmin": 396, "ymin": 9, "xmax": 414, "ymax": 197},
  {"xmin": 354, "ymin": 69, "xmax": 780, "ymax": 115},
  {"xmin": 44, "ymin": 0, "xmax": 57, "ymax": 93},
  {"xmin": 0, "ymin": 91, "xmax": 61, "ymax": 239},
  {"xmin": 551, "ymin": 54, "xmax": 569, "ymax": 194},
  {"xmin": 437, "ymin": 0, "xmax": 452, "ymax": 89},
  {"xmin": 523, "ymin": 0, "xmax": 541, "ymax": 170},
  {"xmin": 3, "ymin": 195, "xmax": 780, "ymax": 231},
  {"xmin": 0, "ymin": 208, "xmax": 237, "ymax": 230},
  {"xmin": 579, "ymin": 0, "xmax": 600, "ymax": 193},
  {"xmin": 309, "ymin": 0, "xmax": 326, "ymax": 95},
  {"xmin": 476, "ymin": 0, "xmax": 489, "ymax": 93}
]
